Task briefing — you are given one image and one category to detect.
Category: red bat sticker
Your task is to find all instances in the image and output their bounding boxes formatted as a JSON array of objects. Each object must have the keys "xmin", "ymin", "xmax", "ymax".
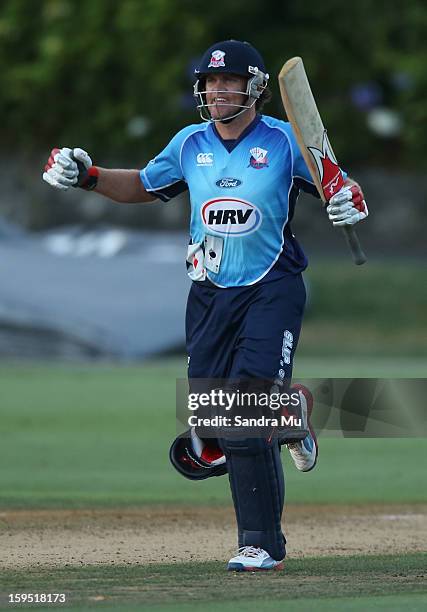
[{"xmin": 308, "ymin": 130, "xmax": 344, "ymax": 199}]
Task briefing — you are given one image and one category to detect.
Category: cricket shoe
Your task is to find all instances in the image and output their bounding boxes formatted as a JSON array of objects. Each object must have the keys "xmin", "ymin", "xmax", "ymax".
[
  {"xmin": 227, "ymin": 546, "xmax": 284, "ymax": 572},
  {"xmin": 286, "ymin": 384, "xmax": 318, "ymax": 472}
]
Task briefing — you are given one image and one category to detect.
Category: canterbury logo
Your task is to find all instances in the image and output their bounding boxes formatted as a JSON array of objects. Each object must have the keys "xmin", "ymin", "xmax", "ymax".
[{"xmin": 196, "ymin": 152, "xmax": 214, "ymax": 166}]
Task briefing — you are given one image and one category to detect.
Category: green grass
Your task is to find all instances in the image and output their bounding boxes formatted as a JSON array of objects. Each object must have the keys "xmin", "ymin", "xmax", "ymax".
[
  {"xmin": 300, "ymin": 260, "xmax": 427, "ymax": 356},
  {"xmin": 295, "ymin": 356, "xmax": 427, "ymax": 377},
  {"xmin": 35, "ymin": 596, "xmax": 427, "ymax": 612},
  {"xmin": 305, "ymin": 261, "xmax": 426, "ymax": 328},
  {"xmin": 0, "ymin": 360, "xmax": 426, "ymax": 508},
  {"xmin": 1, "ymin": 553, "xmax": 426, "ymax": 610},
  {"xmin": 0, "ymin": 360, "xmax": 426, "ymax": 612}
]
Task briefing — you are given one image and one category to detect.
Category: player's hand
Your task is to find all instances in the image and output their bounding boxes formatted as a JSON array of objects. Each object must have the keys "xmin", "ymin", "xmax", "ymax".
[
  {"xmin": 43, "ymin": 147, "xmax": 93, "ymax": 191},
  {"xmin": 326, "ymin": 184, "xmax": 368, "ymax": 226}
]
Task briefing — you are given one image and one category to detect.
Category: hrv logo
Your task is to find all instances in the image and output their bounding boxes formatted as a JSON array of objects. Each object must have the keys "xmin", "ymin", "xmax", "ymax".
[{"xmin": 201, "ymin": 198, "xmax": 262, "ymax": 236}]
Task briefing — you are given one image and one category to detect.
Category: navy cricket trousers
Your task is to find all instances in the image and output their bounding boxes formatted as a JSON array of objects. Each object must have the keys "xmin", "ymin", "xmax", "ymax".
[
  {"xmin": 186, "ymin": 273, "xmax": 306, "ymax": 561},
  {"xmin": 186, "ymin": 273, "xmax": 306, "ymax": 381}
]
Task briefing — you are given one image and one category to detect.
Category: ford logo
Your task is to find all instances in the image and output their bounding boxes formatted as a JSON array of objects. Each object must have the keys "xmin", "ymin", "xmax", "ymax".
[{"xmin": 216, "ymin": 177, "xmax": 242, "ymax": 188}]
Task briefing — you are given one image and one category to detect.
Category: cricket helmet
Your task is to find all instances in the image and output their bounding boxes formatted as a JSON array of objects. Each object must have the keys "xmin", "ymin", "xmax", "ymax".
[{"xmin": 193, "ymin": 39, "xmax": 269, "ymax": 122}]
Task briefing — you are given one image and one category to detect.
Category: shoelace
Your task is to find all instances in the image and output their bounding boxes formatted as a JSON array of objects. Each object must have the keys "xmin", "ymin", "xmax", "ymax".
[
  {"xmin": 288, "ymin": 438, "xmax": 313, "ymax": 453},
  {"xmin": 237, "ymin": 546, "xmax": 265, "ymax": 558}
]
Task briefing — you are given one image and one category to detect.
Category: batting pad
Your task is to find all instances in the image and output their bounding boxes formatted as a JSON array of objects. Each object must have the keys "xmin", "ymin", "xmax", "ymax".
[{"xmin": 220, "ymin": 436, "xmax": 286, "ymax": 561}]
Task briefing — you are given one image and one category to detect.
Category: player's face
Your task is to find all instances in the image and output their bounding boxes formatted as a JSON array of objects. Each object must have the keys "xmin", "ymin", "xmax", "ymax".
[{"xmin": 205, "ymin": 73, "xmax": 248, "ymax": 120}]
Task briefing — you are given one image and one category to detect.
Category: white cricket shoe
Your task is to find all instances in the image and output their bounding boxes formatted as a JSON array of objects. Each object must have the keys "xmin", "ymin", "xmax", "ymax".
[
  {"xmin": 287, "ymin": 384, "xmax": 318, "ymax": 472},
  {"xmin": 227, "ymin": 546, "xmax": 284, "ymax": 571}
]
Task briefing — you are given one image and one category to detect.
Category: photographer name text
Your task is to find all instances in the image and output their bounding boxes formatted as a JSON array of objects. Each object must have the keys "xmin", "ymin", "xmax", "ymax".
[{"xmin": 188, "ymin": 415, "xmax": 302, "ymax": 428}]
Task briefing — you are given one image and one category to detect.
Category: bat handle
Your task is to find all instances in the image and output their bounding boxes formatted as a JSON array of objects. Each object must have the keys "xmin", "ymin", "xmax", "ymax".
[{"xmin": 342, "ymin": 226, "xmax": 367, "ymax": 265}]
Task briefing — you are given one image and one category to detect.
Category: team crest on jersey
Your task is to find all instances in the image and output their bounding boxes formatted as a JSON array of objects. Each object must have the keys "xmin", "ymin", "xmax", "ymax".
[
  {"xmin": 208, "ymin": 50, "xmax": 226, "ymax": 68},
  {"xmin": 201, "ymin": 197, "xmax": 262, "ymax": 236},
  {"xmin": 249, "ymin": 147, "xmax": 268, "ymax": 169}
]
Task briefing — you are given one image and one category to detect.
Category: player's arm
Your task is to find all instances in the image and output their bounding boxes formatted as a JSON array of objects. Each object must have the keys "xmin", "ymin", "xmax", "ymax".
[
  {"xmin": 43, "ymin": 147, "xmax": 156, "ymax": 203},
  {"xmin": 93, "ymin": 168, "xmax": 156, "ymax": 203}
]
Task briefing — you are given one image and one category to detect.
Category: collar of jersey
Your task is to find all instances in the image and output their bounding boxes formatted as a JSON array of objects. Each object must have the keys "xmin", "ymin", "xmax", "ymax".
[{"xmin": 211, "ymin": 114, "xmax": 262, "ymax": 153}]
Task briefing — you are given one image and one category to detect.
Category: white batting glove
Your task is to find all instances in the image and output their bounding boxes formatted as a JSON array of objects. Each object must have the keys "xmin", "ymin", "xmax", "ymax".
[
  {"xmin": 326, "ymin": 184, "xmax": 368, "ymax": 226},
  {"xmin": 43, "ymin": 147, "xmax": 93, "ymax": 191}
]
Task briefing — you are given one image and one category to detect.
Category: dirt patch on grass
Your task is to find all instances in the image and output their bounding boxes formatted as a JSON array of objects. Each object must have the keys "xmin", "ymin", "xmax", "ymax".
[{"xmin": 0, "ymin": 504, "xmax": 426, "ymax": 569}]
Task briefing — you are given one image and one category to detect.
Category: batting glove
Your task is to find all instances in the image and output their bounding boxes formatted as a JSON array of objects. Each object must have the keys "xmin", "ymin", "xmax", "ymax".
[
  {"xmin": 326, "ymin": 184, "xmax": 368, "ymax": 226},
  {"xmin": 43, "ymin": 147, "xmax": 98, "ymax": 191}
]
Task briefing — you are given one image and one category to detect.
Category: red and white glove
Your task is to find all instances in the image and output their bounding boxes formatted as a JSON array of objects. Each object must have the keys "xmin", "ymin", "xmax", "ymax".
[
  {"xmin": 43, "ymin": 147, "xmax": 98, "ymax": 191},
  {"xmin": 326, "ymin": 184, "xmax": 368, "ymax": 226}
]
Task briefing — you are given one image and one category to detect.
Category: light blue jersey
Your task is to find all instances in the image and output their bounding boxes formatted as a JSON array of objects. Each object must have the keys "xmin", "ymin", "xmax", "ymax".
[{"xmin": 140, "ymin": 114, "xmax": 319, "ymax": 287}]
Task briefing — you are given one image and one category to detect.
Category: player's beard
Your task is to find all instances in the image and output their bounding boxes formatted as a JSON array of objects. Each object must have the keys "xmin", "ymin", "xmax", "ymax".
[{"xmin": 210, "ymin": 98, "xmax": 249, "ymax": 123}]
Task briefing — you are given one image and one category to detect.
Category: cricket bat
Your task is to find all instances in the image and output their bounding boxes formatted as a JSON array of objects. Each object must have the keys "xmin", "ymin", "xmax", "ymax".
[{"xmin": 278, "ymin": 57, "xmax": 367, "ymax": 265}]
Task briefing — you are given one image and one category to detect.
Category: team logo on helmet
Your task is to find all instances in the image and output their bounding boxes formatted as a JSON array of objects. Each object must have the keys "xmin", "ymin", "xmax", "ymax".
[
  {"xmin": 248, "ymin": 147, "xmax": 268, "ymax": 169},
  {"xmin": 208, "ymin": 50, "xmax": 226, "ymax": 68}
]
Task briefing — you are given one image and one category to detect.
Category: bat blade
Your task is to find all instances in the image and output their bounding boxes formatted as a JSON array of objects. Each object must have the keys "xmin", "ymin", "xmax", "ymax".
[{"xmin": 279, "ymin": 57, "xmax": 366, "ymax": 265}]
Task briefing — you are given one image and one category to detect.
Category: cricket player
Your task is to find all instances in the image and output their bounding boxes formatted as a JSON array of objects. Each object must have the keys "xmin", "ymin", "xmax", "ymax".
[{"xmin": 43, "ymin": 40, "xmax": 368, "ymax": 571}]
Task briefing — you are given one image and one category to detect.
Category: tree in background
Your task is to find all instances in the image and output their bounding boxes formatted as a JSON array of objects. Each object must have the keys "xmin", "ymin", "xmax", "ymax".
[{"xmin": 0, "ymin": 1, "xmax": 425, "ymax": 165}]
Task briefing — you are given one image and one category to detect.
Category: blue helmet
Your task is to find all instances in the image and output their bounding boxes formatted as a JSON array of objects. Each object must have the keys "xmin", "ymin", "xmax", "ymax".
[
  {"xmin": 194, "ymin": 40, "xmax": 269, "ymax": 122},
  {"xmin": 195, "ymin": 39, "xmax": 267, "ymax": 78}
]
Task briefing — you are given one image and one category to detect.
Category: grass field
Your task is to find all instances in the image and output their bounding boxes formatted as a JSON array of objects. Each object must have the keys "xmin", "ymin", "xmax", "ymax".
[
  {"xmin": 0, "ymin": 358, "xmax": 426, "ymax": 507},
  {"xmin": 300, "ymin": 260, "xmax": 427, "ymax": 356},
  {"xmin": 0, "ymin": 358, "xmax": 426, "ymax": 610},
  {"xmin": 1, "ymin": 554, "xmax": 426, "ymax": 611}
]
